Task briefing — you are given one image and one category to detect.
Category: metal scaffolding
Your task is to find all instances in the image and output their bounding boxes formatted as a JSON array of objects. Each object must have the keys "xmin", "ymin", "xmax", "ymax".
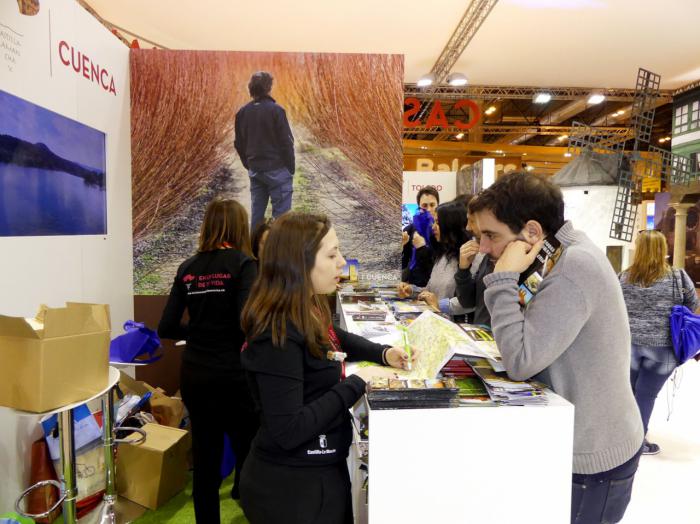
[
  {"xmin": 404, "ymin": 124, "xmax": 632, "ymax": 136},
  {"xmin": 404, "ymin": 84, "xmax": 673, "ymax": 102},
  {"xmin": 424, "ymin": 0, "xmax": 500, "ymax": 93}
]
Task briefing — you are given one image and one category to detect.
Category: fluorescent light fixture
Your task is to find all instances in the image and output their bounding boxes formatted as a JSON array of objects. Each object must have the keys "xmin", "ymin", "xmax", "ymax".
[
  {"xmin": 557, "ymin": 135, "xmax": 568, "ymax": 141},
  {"xmin": 494, "ymin": 149, "xmax": 503, "ymax": 154},
  {"xmin": 588, "ymin": 93, "xmax": 606, "ymax": 104},
  {"xmin": 484, "ymin": 106, "xmax": 497, "ymax": 115},
  {"xmin": 447, "ymin": 72, "xmax": 468, "ymax": 87},
  {"xmin": 533, "ymin": 92, "xmax": 552, "ymax": 104},
  {"xmin": 417, "ymin": 74, "xmax": 435, "ymax": 87},
  {"xmin": 564, "ymin": 152, "xmax": 572, "ymax": 157},
  {"xmin": 455, "ymin": 133, "xmax": 465, "ymax": 139}
]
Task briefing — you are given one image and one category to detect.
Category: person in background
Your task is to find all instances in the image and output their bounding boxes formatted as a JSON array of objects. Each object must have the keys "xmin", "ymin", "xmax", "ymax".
[
  {"xmin": 158, "ymin": 199, "xmax": 259, "ymax": 524},
  {"xmin": 619, "ymin": 230, "xmax": 699, "ymax": 455},
  {"xmin": 239, "ymin": 212, "xmax": 416, "ymax": 524},
  {"xmin": 234, "ymin": 71, "xmax": 295, "ymax": 229},
  {"xmin": 251, "ymin": 218, "xmax": 273, "ymax": 265},
  {"xmin": 399, "ymin": 201, "xmax": 471, "ymax": 319},
  {"xmin": 401, "ymin": 186, "xmax": 440, "ymax": 286},
  {"xmin": 471, "ymin": 172, "xmax": 643, "ymax": 524}
]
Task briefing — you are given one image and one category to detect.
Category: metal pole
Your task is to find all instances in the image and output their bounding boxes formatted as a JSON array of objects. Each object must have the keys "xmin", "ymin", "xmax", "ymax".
[
  {"xmin": 99, "ymin": 387, "xmax": 118, "ymax": 524},
  {"xmin": 58, "ymin": 409, "xmax": 78, "ymax": 524}
]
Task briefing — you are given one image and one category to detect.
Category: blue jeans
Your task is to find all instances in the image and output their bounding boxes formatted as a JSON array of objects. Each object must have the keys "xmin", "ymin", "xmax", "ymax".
[
  {"xmin": 629, "ymin": 344, "xmax": 678, "ymax": 435},
  {"xmin": 249, "ymin": 167, "xmax": 293, "ymax": 229},
  {"xmin": 571, "ymin": 448, "xmax": 641, "ymax": 524}
]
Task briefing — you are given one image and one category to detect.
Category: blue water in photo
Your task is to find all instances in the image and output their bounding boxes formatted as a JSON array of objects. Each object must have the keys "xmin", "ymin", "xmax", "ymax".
[
  {"xmin": 0, "ymin": 164, "xmax": 107, "ymax": 236},
  {"xmin": 0, "ymin": 89, "xmax": 107, "ymax": 237}
]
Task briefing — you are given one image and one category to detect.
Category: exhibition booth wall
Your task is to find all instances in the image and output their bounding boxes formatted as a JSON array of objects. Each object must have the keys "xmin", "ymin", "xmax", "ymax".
[{"xmin": 0, "ymin": 0, "xmax": 133, "ymax": 509}]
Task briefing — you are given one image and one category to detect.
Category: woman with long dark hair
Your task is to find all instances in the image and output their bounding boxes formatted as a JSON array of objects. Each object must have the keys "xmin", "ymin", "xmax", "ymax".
[
  {"xmin": 239, "ymin": 212, "xmax": 416, "ymax": 524},
  {"xmin": 619, "ymin": 230, "xmax": 698, "ymax": 455},
  {"xmin": 398, "ymin": 200, "xmax": 471, "ymax": 317},
  {"xmin": 158, "ymin": 198, "xmax": 259, "ymax": 523}
]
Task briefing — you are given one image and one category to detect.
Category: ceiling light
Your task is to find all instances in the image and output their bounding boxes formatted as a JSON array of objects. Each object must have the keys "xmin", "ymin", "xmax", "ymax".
[
  {"xmin": 455, "ymin": 133, "xmax": 465, "ymax": 139},
  {"xmin": 484, "ymin": 106, "xmax": 497, "ymax": 115},
  {"xmin": 522, "ymin": 153, "xmax": 528, "ymax": 156},
  {"xmin": 564, "ymin": 152, "xmax": 572, "ymax": 157},
  {"xmin": 417, "ymin": 73, "xmax": 435, "ymax": 87},
  {"xmin": 533, "ymin": 92, "xmax": 552, "ymax": 104},
  {"xmin": 525, "ymin": 165, "xmax": 534, "ymax": 171},
  {"xmin": 617, "ymin": 109, "xmax": 625, "ymax": 114},
  {"xmin": 494, "ymin": 149, "xmax": 503, "ymax": 154},
  {"xmin": 658, "ymin": 138, "xmax": 666, "ymax": 143},
  {"xmin": 587, "ymin": 93, "xmax": 606, "ymax": 105},
  {"xmin": 557, "ymin": 135, "xmax": 568, "ymax": 141},
  {"xmin": 447, "ymin": 72, "xmax": 468, "ymax": 87}
]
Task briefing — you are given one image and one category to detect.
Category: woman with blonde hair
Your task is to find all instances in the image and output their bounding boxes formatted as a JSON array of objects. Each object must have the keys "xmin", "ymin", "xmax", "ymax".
[{"xmin": 619, "ymin": 229, "xmax": 698, "ymax": 455}]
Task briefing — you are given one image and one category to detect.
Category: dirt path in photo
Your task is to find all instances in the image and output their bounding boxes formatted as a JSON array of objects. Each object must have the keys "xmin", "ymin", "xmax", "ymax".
[{"xmin": 133, "ymin": 129, "xmax": 400, "ymax": 295}]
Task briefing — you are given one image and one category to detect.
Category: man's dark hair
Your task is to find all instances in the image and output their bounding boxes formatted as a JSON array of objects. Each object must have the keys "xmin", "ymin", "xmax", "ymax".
[
  {"xmin": 416, "ymin": 186, "xmax": 440, "ymax": 205},
  {"xmin": 248, "ymin": 71, "xmax": 273, "ymax": 99},
  {"xmin": 470, "ymin": 172, "xmax": 565, "ymax": 235}
]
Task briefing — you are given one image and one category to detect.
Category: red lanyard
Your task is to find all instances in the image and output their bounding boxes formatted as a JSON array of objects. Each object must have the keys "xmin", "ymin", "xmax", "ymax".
[{"xmin": 327, "ymin": 326, "xmax": 346, "ymax": 380}]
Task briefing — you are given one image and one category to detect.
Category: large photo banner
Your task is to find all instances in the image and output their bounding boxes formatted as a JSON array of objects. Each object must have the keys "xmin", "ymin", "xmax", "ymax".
[{"xmin": 130, "ymin": 50, "xmax": 403, "ymax": 294}]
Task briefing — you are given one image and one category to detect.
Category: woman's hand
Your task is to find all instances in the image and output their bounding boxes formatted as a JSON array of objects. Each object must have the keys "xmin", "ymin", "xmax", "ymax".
[
  {"xmin": 412, "ymin": 231, "xmax": 426, "ymax": 249},
  {"xmin": 417, "ymin": 290, "xmax": 439, "ymax": 311},
  {"xmin": 397, "ymin": 282, "xmax": 413, "ymax": 299},
  {"xmin": 385, "ymin": 346, "xmax": 420, "ymax": 371},
  {"xmin": 402, "ymin": 230, "xmax": 410, "ymax": 247}
]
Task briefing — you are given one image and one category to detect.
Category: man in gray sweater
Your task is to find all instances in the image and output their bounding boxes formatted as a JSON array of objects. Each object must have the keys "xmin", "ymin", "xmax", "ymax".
[{"xmin": 470, "ymin": 173, "xmax": 643, "ymax": 524}]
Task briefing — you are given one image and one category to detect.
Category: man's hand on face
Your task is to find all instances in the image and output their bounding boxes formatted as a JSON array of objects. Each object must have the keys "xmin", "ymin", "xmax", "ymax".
[{"xmin": 494, "ymin": 239, "xmax": 544, "ymax": 274}]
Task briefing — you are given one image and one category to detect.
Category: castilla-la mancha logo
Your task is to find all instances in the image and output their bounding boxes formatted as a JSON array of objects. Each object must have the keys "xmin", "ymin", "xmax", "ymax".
[{"xmin": 58, "ymin": 40, "xmax": 116, "ymax": 96}]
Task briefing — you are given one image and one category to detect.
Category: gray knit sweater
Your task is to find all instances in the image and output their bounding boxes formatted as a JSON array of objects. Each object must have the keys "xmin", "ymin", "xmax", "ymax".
[
  {"xmin": 484, "ymin": 222, "xmax": 643, "ymax": 475},
  {"xmin": 619, "ymin": 269, "xmax": 698, "ymax": 347}
]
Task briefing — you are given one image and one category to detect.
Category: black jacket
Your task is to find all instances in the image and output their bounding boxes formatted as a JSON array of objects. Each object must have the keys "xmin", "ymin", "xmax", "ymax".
[
  {"xmin": 158, "ymin": 249, "xmax": 257, "ymax": 372},
  {"xmin": 401, "ymin": 224, "xmax": 436, "ymax": 287},
  {"xmin": 234, "ymin": 96, "xmax": 295, "ymax": 174},
  {"xmin": 454, "ymin": 255, "xmax": 494, "ymax": 327},
  {"xmin": 242, "ymin": 324, "xmax": 386, "ymax": 466}
]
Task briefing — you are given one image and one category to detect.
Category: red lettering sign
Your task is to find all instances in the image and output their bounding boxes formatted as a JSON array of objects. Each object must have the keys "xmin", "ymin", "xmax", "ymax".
[
  {"xmin": 403, "ymin": 97, "xmax": 481, "ymax": 129},
  {"xmin": 57, "ymin": 40, "xmax": 117, "ymax": 96}
]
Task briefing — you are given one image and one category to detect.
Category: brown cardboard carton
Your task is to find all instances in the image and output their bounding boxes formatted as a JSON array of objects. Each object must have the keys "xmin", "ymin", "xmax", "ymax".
[
  {"xmin": 116, "ymin": 423, "xmax": 190, "ymax": 509},
  {"xmin": 0, "ymin": 303, "xmax": 111, "ymax": 413},
  {"xmin": 117, "ymin": 372, "xmax": 185, "ymax": 428}
]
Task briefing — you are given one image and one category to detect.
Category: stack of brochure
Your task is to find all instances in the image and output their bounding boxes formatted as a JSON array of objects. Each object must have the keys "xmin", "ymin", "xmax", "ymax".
[
  {"xmin": 466, "ymin": 358, "xmax": 548, "ymax": 406},
  {"xmin": 366, "ymin": 377, "xmax": 460, "ymax": 410}
]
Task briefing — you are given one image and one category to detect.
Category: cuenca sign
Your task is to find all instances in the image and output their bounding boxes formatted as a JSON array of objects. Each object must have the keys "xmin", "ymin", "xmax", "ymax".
[{"xmin": 58, "ymin": 40, "xmax": 116, "ymax": 95}]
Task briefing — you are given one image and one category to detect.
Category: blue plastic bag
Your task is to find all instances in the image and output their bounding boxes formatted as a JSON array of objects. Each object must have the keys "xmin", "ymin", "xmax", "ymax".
[
  {"xmin": 109, "ymin": 320, "xmax": 162, "ymax": 364},
  {"xmin": 670, "ymin": 304, "xmax": 700, "ymax": 364}
]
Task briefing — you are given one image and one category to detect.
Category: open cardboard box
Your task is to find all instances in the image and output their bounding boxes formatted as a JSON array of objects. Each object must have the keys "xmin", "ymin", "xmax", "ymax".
[{"xmin": 0, "ymin": 303, "xmax": 111, "ymax": 413}]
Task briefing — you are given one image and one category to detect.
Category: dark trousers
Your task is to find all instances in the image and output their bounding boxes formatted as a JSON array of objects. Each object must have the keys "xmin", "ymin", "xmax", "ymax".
[
  {"xmin": 630, "ymin": 344, "xmax": 677, "ymax": 434},
  {"xmin": 240, "ymin": 452, "xmax": 353, "ymax": 524},
  {"xmin": 571, "ymin": 448, "xmax": 642, "ymax": 524},
  {"xmin": 248, "ymin": 167, "xmax": 293, "ymax": 229},
  {"xmin": 181, "ymin": 362, "xmax": 259, "ymax": 524}
]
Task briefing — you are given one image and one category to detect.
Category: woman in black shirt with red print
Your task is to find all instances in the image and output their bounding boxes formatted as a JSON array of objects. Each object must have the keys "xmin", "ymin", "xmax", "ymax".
[
  {"xmin": 158, "ymin": 198, "xmax": 258, "ymax": 524},
  {"xmin": 240, "ymin": 212, "xmax": 415, "ymax": 524}
]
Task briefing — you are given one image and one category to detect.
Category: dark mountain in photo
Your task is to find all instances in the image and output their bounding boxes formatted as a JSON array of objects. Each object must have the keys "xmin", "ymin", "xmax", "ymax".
[{"xmin": 0, "ymin": 134, "xmax": 105, "ymax": 187}]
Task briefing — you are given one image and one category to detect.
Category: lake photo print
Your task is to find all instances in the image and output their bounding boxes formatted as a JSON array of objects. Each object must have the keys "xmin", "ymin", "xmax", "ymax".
[{"xmin": 0, "ymin": 89, "xmax": 107, "ymax": 237}]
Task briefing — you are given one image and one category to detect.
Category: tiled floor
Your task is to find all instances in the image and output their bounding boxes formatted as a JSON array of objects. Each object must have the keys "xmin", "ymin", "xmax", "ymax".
[{"xmin": 621, "ymin": 361, "xmax": 700, "ymax": 523}]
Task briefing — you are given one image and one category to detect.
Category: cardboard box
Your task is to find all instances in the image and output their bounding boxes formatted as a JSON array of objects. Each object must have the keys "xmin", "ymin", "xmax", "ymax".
[
  {"xmin": 0, "ymin": 303, "xmax": 111, "ymax": 413},
  {"xmin": 116, "ymin": 423, "xmax": 190, "ymax": 509},
  {"xmin": 118, "ymin": 371, "xmax": 185, "ymax": 428}
]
